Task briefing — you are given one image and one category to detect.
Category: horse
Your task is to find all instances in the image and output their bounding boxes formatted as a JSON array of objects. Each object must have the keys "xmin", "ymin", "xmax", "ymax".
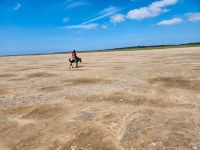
[{"xmin": 69, "ymin": 57, "xmax": 82, "ymax": 68}]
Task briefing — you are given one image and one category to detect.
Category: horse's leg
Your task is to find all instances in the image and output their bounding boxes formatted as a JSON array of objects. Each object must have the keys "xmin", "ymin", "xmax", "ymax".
[
  {"xmin": 69, "ymin": 61, "xmax": 74, "ymax": 69},
  {"xmin": 71, "ymin": 63, "xmax": 73, "ymax": 68},
  {"xmin": 69, "ymin": 59, "xmax": 72, "ymax": 69},
  {"xmin": 76, "ymin": 62, "xmax": 78, "ymax": 68},
  {"xmin": 69, "ymin": 62, "xmax": 72, "ymax": 69}
]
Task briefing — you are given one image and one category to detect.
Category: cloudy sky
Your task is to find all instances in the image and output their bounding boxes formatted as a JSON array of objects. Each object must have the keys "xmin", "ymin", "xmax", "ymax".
[{"xmin": 0, "ymin": 0, "xmax": 200, "ymax": 55}]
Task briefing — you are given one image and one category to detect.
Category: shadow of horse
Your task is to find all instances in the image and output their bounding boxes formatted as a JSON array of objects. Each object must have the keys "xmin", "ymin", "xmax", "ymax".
[{"xmin": 69, "ymin": 57, "xmax": 82, "ymax": 68}]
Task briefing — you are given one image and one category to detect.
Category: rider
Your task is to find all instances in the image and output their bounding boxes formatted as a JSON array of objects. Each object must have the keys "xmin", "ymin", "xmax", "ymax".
[{"xmin": 72, "ymin": 50, "xmax": 78, "ymax": 62}]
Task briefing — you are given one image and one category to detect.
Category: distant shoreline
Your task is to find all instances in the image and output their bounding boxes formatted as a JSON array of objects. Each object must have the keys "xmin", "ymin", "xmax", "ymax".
[{"xmin": 1, "ymin": 42, "xmax": 200, "ymax": 57}]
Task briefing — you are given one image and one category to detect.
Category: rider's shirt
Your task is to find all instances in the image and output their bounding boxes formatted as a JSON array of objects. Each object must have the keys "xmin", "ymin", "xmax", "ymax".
[{"xmin": 72, "ymin": 52, "xmax": 77, "ymax": 58}]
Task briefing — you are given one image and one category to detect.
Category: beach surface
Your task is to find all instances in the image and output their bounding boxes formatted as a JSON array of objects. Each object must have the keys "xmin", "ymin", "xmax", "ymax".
[{"xmin": 0, "ymin": 47, "xmax": 200, "ymax": 150}]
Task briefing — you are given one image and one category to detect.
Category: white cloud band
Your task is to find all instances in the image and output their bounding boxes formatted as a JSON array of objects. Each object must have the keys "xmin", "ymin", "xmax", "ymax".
[
  {"xmin": 157, "ymin": 18, "xmax": 183, "ymax": 25},
  {"xmin": 64, "ymin": 23, "xmax": 98, "ymax": 29},
  {"xmin": 186, "ymin": 12, "xmax": 200, "ymax": 22},
  {"xmin": 110, "ymin": 14, "xmax": 125, "ymax": 24},
  {"xmin": 127, "ymin": 0, "xmax": 178, "ymax": 20}
]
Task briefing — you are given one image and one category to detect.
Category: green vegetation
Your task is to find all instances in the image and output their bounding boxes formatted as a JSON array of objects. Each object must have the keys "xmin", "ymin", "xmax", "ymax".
[{"xmin": 84, "ymin": 42, "xmax": 200, "ymax": 53}]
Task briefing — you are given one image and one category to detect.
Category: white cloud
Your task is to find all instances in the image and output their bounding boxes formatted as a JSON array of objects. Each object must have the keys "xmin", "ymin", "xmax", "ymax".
[
  {"xmin": 102, "ymin": 25, "xmax": 108, "ymax": 29},
  {"xmin": 80, "ymin": 6, "xmax": 119, "ymax": 25},
  {"xmin": 110, "ymin": 14, "xmax": 125, "ymax": 24},
  {"xmin": 63, "ymin": 0, "xmax": 88, "ymax": 9},
  {"xmin": 150, "ymin": 0, "xmax": 178, "ymax": 8},
  {"xmin": 127, "ymin": 0, "xmax": 178, "ymax": 20},
  {"xmin": 186, "ymin": 12, "xmax": 200, "ymax": 22},
  {"xmin": 63, "ymin": 17, "xmax": 70, "ymax": 22},
  {"xmin": 62, "ymin": 6, "xmax": 120, "ymax": 30},
  {"xmin": 157, "ymin": 18, "xmax": 183, "ymax": 25},
  {"xmin": 14, "ymin": 3, "xmax": 21, "ymax": 11},
  {"xmin": 64, "ymin": 23, "xmax": 98, "ymax": 29},
  {"xmin": 81, "ymin": 12, "xmax": 113, "ymax": 25},
  {"xmin": 100, "ymin": 6, "xmax": 119, "ymax": 15}
]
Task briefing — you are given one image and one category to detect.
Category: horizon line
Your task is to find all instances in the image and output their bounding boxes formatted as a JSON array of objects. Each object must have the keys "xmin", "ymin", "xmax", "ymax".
[{"xmin": 0, "ymin": 42, "xmax": 200, "ymax": 57}]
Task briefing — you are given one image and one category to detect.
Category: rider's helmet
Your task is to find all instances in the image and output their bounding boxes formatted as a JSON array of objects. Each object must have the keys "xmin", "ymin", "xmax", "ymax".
[{"xmin": 73, "ymin": 50, "xmax": 76, "ymax": 53}]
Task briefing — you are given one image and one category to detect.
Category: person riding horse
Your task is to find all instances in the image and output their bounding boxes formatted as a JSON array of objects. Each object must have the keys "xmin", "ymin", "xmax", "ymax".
[
  {"xmin": 72, "ymin": 50, "xmax": 78, "ymax": 63},
  {"xmin": 69, "ymin": 50, "xmax": 82, "ymax": 68}
]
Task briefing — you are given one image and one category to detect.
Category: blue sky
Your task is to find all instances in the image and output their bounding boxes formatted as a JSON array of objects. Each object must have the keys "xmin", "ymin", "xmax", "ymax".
[{"xmin": 0, "ymin": 0, "xmax": 200, "ymax": 55}]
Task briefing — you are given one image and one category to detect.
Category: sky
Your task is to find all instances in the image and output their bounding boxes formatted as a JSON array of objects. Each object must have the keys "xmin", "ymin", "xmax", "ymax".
[{"xmin": 0, "ymin": 0, "xmax": 200, "ymax": 56}]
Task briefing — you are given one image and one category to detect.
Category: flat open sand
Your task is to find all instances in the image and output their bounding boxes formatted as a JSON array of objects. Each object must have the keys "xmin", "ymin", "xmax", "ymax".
[{"xmin": 0, "ymin": 47, "xmax": 200, "ymax": 150}]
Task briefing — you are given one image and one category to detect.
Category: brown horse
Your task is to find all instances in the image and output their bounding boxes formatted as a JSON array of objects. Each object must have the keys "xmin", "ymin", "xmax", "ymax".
[{"xmin": 69, "ymin": 57, "xmax": 82, "ymax": 68}]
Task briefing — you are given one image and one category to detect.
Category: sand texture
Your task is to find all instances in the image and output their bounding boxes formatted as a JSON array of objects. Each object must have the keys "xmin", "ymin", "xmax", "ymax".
[{"xmin": 0, "ymin": 47, "xmax": 200, "ymax": 150}]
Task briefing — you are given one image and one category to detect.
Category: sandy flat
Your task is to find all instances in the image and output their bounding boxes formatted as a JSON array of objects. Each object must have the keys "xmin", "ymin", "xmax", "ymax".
[{"xmin": 0, "ymin": 47, "xmax": 200, "ymax": 150}]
